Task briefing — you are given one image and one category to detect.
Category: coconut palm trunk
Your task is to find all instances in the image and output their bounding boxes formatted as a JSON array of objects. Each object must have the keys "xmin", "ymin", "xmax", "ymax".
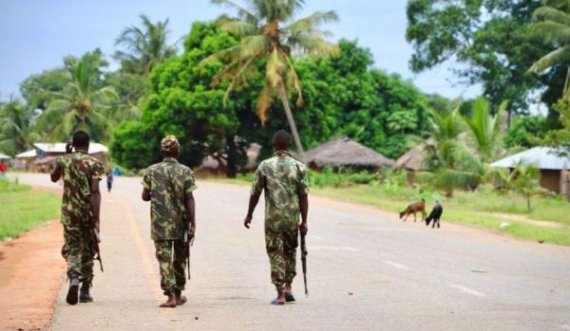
[{"xmin": 278, "ymin": 82, "xmax": 305, "ymax": 161}]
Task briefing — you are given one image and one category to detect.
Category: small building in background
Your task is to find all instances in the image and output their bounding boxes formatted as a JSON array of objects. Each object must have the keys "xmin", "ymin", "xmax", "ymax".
[
  {"xmin": 13, "ymin": 142, "xmax": 109, "ymax": 172},
  {"xmin": 392, "ymin": 138, "xmax": 435, "ymax": 184},
  {"xmin": 491, "ymin": 147, "xmax": 570, "ymax": 198},
  {"xmin": 301, "ymin": 138, "xmax": 394, "ymax": 171}
]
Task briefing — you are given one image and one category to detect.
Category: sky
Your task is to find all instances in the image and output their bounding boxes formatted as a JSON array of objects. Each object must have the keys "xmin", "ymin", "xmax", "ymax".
[{"xmin": 0, "ymin": 0, "xmax": 481, "ymax": 102}]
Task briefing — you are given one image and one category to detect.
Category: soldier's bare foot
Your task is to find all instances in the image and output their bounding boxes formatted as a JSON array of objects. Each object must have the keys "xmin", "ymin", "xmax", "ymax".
[
  {"xmin": 159, "ymin": 295, "xmax": 177, "ymax": 308},
  {"xmin": 271, "ymin": 290, "xmax": 286, "ymax": 305},
  {"xmin": 270, "ymin": 298, "xmax": 285, "ymax": 305},
  {"xmin": 175, "ymin": 294, "xmax": 187, "ymax": 306}
]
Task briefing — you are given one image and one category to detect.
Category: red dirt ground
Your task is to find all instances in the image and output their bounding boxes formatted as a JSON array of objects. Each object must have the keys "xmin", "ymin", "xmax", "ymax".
[{"xmin": 0, "ymin": 220, "xmax": 65, "ymax": 331}]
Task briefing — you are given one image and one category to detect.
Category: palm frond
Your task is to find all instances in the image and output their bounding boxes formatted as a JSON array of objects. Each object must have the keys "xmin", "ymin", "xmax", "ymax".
[
  {"xmin": 256, "ymin": 82, "xmax": 274, "ymax": 123},
  {"xmin": 239, "ymin": 35, "xmax": 270, "ymax": 59},
  {"xmin": 529, "ymin": 45, "xmax": 570, "ymax": 73},
  {"xmin": 212, "ymin": 0, "xmax": 258, "ymax": 25},
  {"xmin": 531, "ymin": 21, "xmax": 570, "ymax": 44},
  {"xmin": 285, "ymin": 11, "xmax": 338, "ymax": 34},
  {"xmin": 266, "ymin": 48, "xmax": 287, "ymax": 88},
  {"xmin": 217, "ymin": 18, "xmax": 258, "ymax": 37},
  {"xmin": 533, "ymin": 6, "xmax": 570, "ymax": 26}
]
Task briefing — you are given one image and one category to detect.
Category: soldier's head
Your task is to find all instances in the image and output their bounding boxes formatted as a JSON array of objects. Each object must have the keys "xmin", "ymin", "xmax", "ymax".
[
  {"xmin": 72, "ymin": 130, "xmax": 90, "ymax": 151},
  {"xmin": 272, "ymin": 130, "xmax": 291, "ymax": 151},
  {"xmin": 161, "ymin": 135, "xmax": 180, "ymax": 158}
]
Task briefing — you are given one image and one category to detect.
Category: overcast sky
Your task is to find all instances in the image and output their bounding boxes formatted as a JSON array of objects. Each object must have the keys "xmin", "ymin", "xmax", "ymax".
[{"xmin": 0, "ymin": 0, "xmax": 481, "ymax": 102}]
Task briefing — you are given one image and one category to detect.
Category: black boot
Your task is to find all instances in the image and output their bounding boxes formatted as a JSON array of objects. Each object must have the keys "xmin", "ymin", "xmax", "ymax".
[
  {"xmin": 66, "ymin": 278, "xmax": 80, "ymax": 305},
  {"xmin": 79, "ymin": 281, "xmax": 93, "ymax": 303}
]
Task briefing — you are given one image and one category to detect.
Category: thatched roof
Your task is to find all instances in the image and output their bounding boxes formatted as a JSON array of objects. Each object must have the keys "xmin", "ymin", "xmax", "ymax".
[
  {"xmin": 393, "ymin": 138, "xmax": 435, "ymax": 171},
  {"xmin": 303, "ymin": 138, "xmax": 394, "ymax": 169}
]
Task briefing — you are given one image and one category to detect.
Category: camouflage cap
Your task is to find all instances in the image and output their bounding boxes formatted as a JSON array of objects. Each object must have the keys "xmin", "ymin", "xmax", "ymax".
[{"xmin": 161, "ymin": 135, "xmax": 180, "ymax": 153}]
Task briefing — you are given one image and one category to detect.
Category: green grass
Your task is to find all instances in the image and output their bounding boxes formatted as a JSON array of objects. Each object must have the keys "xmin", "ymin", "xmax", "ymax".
[
  {"xmin": 0, "ymin": 178, "xmax": 61, "ymax": 241},
  {"xmin": 311, "ymin": 185, "xmax": 570, "ymax": 246},
  {"xmin": 215, "ymin": 175, "xmax": 570, "ymax": 246}
]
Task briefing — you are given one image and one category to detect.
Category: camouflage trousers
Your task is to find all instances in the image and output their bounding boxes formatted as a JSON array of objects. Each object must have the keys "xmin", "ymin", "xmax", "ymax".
[
  {"xmin": 154, "ymin": 240, "xmax": 187, "ymax": 296},
  {"xmin": 62, "ymin": 223, "xmax": 94, "ymax": 283},
  {"xmin": 265, "ymin": 227, "xmax": 298, "ymax": 291}
]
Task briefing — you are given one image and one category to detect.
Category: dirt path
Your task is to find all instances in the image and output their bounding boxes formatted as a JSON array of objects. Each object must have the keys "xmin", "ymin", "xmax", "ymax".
[{"xmin": 0, "ymin": 220, "xmax": 65, "ymax": 331}]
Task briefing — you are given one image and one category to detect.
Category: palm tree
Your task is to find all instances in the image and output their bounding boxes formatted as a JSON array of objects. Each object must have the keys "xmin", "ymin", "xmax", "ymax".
[
  {"xmin": 425, "ymin": 107, "xmax": 487, "ymax": 196},
  {"xmin": 0, "ymin": 100, "xmax": 39, "ymax": 155},
  {"xmin": 529, "ymin": 1, "xmax": 570, "ymax": 83},
  {"xmin": 462, "ymin": 97, "xmax": 506, "ymax": 163},
  {"xmin": 205, "ymin": 0, "xmax": 339, "ymax": 158},
  {"xmin": 37, "ymin": 50, "xmax": 117, "ymax": 141},
  {"xmin": 114, "ymin": 14, "xmax": 177, "ymax": 76},
  {"xmin": 508, "ymin": 162, "xmax": 546, "ymax": 212}
]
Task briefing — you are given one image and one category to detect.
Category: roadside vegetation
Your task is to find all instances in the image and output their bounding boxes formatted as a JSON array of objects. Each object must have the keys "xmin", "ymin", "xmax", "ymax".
[
  {"xmin": 223, "ymin": 169, "xmax": 570, "ymax": 246},
  {"xmin": 0, "ymin": 178, "xmax": 60, "ymax": 241}
]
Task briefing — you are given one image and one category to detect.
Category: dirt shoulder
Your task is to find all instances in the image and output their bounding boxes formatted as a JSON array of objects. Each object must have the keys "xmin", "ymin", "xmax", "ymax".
[{"xmin": 0, "ymin": 219, "xmax": 65, "ymax": 331}]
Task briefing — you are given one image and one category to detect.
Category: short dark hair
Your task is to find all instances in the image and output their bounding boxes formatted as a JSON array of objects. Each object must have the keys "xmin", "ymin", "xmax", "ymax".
[
  {"xmin": 72, "ymin": 130, "xmax": 90, "ymax": 148},
  {"xmin": 272, "ymin": 130, "xmax": 291, "ymax": 150}
]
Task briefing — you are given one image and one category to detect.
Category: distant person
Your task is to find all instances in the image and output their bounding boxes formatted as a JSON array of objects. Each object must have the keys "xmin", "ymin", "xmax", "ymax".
[
  {"xmin": 50, "ymin": 130, "xmax": 104, "ymax": 305},
  {"xmin": 113, "ymin": 167, "xmax": 121, "ymax": 176},
  {"xmin": 243, "ymin": 130, "xmax": 309, "ymax": 305},
  {"xmin": 142, "ymin": 135, "xmax": 196, "ymax": 308},
  {"xmin": 106, "ymin": 170, "xmax": 113, "ymax": 192},
  {"xmin": 0, "ymin": 160, "xmax": 7, "ymax": 176}
]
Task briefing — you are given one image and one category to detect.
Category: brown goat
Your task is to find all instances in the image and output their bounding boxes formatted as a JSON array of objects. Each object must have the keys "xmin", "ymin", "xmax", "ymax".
[{"xmin": 399, "ymin": 199, "xmax": 426, "ymax": 222}]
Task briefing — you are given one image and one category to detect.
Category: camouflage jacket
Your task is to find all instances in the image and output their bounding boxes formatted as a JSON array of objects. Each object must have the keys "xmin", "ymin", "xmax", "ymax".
[
  {"xmin": 53, "ymin": 152, "xmax": 104, "ymax": 226},
  {"xmin": 251, "ymin": 151, "xmax": 309, "ymax": 231},
  {"xmin": 142, "ymin": 158, "xmax": 197, "ymax": 240}
]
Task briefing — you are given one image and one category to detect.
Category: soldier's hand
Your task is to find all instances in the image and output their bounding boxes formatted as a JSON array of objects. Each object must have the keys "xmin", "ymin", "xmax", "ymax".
[
  {"xmin": 188, "ymin": 225, "xmax": 195, "ymax": 240},
  {"xmin": 244, "ymin": 215, "xmax": 252, "ymax": 229},
  {"xmin": 299, "ymin": 222, "xmax": 308, "ymax": 236}
]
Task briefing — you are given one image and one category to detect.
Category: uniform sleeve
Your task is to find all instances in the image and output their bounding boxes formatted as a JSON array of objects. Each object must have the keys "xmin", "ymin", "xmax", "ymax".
[
  {"xmin": 142, "ymin": 168, "xmax": 151, "ymax": 190},
  {"xmin": 297, "ymin": 164, "xmax": 309, "ymax": 195},
  {"xmin": 184, "ymin": 169, "xmax": 197, "ymax": 195},
  {"xmin": 250, "ymin": 165, "xmax": 265, "ymax": 196}
]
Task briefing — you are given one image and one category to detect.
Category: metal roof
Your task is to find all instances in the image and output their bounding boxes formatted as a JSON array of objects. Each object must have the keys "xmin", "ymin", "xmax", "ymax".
[
  {"xmin": 0, "ymin": 153, "xmax": 11, "ymax": 160},
  {"xmin": 491, "ymin": 147, "xmax": 570, "ymax": 170},
  {"xmin": 15, "ymin": 149, "xmax": 36, "ymax": 158}
]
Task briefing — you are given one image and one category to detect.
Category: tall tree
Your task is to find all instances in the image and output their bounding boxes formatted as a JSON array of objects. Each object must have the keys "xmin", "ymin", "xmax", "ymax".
[
  {"xmin": 111, "ymin": 22, "xmax": 253, "ymax": 174},
  {"xmin": 0, "ymin": 99, "xmax": 39, "ymax": 155},
  {"xmin": 114, "ymin": 14, "xmax": 177, "ymax": 76},
  {"xmin": 37, "ymin": 49, "xmax": 117, "ymax": 142},
  {"xmin": 406, "ymin": 0, "xmax": 560, "ymax": 121},
  {"xmin": 205, "ymin": 0, "xmax": 339, "ymax": 158}
]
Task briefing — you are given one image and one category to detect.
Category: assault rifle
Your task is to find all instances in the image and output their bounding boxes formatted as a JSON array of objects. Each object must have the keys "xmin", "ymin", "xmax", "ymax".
[
  {"xmin": 301, "ymin": 233, "xmax": 308, "ymax": 297},
  {"xmin": 183, "ymin": 221, "xmax": 194, "ymax": 280},
  {"xmin": 92, "ymin": 228, "xmax": 104, "ymax": 272}
]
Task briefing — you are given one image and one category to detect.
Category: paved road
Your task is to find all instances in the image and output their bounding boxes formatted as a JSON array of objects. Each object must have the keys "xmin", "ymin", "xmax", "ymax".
[{"xmin": 13, "ymin": 173, "xmax": 570, "ymax": 331}]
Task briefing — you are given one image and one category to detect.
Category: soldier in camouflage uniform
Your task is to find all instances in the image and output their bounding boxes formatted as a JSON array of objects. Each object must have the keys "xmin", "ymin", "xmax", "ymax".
[
  {"xmin": 244, "ymin": 130, "xmax": 309, "ymax": 305},
  {"xmin": 50, "ymin": 130, "xmax": 104, "ymax": 305},
  {"xmin": 142, "ymin": 135, "xmax": 196, "ymax": 308}
]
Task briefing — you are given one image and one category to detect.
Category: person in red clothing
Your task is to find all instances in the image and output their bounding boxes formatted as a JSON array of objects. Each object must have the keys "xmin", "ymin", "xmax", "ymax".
[{"xmin": 0, "ymin": 160, "xmax": 7, "ymax": 176}]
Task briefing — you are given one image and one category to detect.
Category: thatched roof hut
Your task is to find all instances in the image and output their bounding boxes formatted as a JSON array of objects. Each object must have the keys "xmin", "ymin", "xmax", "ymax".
[
  {"xmin": 393, "ymin": 138, "xmax": 435, "ymax": 172},
  {"xmin": 303, "ymin": 138, "xmax": 394, "ymax": 170}
]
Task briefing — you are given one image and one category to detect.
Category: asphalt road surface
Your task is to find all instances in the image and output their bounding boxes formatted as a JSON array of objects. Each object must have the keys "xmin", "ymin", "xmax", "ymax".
[{"xmin": 13, "ymin": 173, "xmax": 570, "ymax": 331}]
